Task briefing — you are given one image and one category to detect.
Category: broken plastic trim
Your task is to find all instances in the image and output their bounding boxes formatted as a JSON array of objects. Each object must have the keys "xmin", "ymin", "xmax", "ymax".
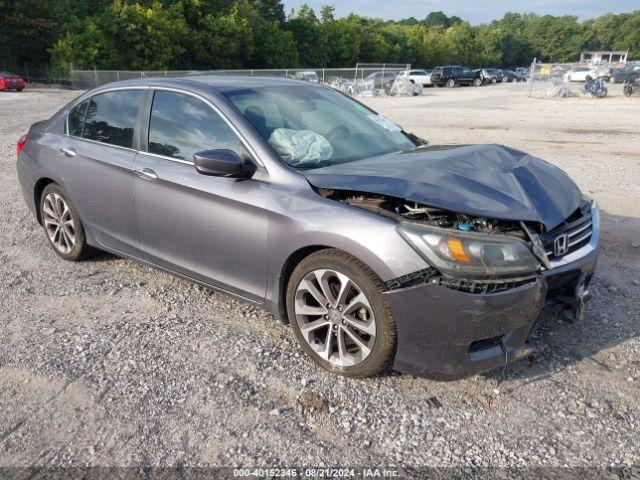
[
  {"xmin": 385, "ymin": 268, "xmax": 439, "ymax": 290},
  {"xmin": 385, "ymin": 269, "xmax": 538, "ymax": 294}
]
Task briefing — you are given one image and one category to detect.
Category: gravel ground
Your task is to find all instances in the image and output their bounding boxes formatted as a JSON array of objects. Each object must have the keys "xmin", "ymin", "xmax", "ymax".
[{"xmin": 0, "ymin": 85, "xmax": 639, "ymax": 471}]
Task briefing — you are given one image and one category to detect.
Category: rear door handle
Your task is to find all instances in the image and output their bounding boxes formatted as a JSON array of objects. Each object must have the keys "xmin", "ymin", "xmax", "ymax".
[
  {"xmin": 60, "ymin": 147, "xmax": 76, "ymax": 157},
  {"xmin": 135, "ymin": 168, "xmax": 158, "ymax": 181}
]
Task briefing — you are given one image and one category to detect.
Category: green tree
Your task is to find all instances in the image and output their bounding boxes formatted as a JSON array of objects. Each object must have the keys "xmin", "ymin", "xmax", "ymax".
[
  {"xmin": 246, "ymin": 0, "xmax": 286, "ymax": 23},
  {"xmin": 192, "ymin": 6, "xmax": 254, "ymax": 69},
  {"xmin": 50, "ymin": 1, "xmax": 189, "ymax": 70},
  {"xmin": 323, "ymin": 16, "xmax": 362, "ymax": 67},
  {"xmin": 286, "ymin": 4, "xmax": 329, "ymax": 67}
]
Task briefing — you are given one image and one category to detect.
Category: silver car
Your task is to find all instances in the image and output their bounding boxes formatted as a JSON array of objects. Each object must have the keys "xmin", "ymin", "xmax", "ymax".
[{"xmin": 16, "ymin": 76, "xmax": 598, "ymax": 379}]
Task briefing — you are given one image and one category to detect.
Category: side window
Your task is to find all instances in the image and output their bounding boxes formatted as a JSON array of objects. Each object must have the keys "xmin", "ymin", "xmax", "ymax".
[
  {"xmin": 454, "ymin": 67, "xmax": 463, "ymax": 76},
  {"xmin": 148, "ymin": 90, "xmax": 248, "ymax": 161},
  {"xmin": 68, "ymin": 100, "xmax": 88, "ymax": 137},
  {"xmin": 83, "ymin": 90, "xmax": 145, "ymax": 148},
  {"xmin": 462, "ymin": 67, "xmax": 471, "ymax": 75}
]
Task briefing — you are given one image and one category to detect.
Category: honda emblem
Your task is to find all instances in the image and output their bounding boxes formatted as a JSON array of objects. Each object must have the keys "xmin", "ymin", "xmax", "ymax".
[{"xmin": 554, "ymin": 233, "xmax": 569, "ymax": 256}]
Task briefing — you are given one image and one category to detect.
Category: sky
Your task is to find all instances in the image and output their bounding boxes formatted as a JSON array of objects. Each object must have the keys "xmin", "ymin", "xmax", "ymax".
[{"xmin": 283, "ymin": 0, "xmax": 638, "ymax": 24}]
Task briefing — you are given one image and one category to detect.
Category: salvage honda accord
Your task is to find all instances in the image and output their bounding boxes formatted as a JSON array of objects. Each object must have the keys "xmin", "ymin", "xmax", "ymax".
[{"xmin": 16, "ymin": 76, "xmax": 598, "ymax": 378}]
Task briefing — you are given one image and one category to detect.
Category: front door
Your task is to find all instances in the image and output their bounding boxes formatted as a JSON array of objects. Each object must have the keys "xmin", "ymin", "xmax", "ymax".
[{"xmin": 132, "ymin": 89, "xmax": 269, "ymax": 302}]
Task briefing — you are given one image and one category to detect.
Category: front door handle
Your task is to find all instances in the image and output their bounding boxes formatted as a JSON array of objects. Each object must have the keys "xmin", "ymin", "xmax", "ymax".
[
  {"xmin": 135, "ymin": 168, "xmax": 158, "ymax": 181},
  {"xmin": 60, "ymin": 147, "xmax": 76, "ymax": 157}
]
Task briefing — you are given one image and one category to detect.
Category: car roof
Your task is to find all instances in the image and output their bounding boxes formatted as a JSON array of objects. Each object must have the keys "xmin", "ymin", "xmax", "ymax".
[{"xmin": 87, "ymin": 75, "xmax": 313, "ymax": 94}]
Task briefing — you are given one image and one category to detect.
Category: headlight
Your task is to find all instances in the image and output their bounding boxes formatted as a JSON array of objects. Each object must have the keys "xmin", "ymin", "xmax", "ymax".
[{"xmin": 397, "ymin": 223, "xmax": 540, "ymax": 277}]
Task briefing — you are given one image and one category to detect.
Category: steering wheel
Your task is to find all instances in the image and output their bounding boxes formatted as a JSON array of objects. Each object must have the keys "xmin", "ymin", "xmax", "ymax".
[{"xmin": 325, "ymin": 125, "xmax": 351, "ymax": 143}]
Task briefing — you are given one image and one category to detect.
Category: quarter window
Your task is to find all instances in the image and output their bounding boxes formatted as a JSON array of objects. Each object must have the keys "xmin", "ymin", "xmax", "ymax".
[
  {"xmin": 83, "ymin": 90, "xmax": 145, "ymax": 148},
  {"xmin": 148, "ymin": 90, "xmax": 248, "ymax": 161},
  {"xmin": 68, "ymin": 100, "xmax": 88, "ymax": 137}
]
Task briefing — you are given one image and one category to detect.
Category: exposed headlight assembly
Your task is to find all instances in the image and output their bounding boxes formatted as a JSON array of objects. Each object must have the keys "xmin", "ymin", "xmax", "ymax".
[{"xmin": 398, "ymin": 223, "xmax": 540, "ymax": 277}]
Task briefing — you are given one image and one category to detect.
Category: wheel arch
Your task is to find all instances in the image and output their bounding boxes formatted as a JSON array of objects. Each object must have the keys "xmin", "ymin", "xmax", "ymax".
[
  {"xmin": 272, "ymin": 245, "xmax": 332, "ymax": 325},
  {"xmin": 272, "ymin": 243, "xmax": 391, "ymax": 325},
  {"xmin": 33, "ymin": 177, "xmax": 56, "ymax": 225}
]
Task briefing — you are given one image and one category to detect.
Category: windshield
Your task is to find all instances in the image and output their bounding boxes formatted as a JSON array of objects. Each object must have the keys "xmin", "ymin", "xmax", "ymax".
[{"xmin": 224, "ymin": 85, "xmax": 417, "ymax": 169}]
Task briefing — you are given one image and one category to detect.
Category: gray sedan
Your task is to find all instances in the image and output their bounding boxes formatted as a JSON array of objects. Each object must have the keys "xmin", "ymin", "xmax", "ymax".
[{"xmin": 16, "ymin": 76, "xmax": 598, "ymax": 378}]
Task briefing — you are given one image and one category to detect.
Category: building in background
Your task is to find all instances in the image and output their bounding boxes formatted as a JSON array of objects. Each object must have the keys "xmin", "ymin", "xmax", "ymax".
[{"xmin": 580, "ymin": 51, "xmax": 628, "ymax": 66}]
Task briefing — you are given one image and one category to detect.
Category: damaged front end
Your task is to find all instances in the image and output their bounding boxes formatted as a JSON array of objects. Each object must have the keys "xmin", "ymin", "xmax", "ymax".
[
  {"xmin": 317, "ymin": 188, "xmax": 598, "ymax": 378},
  {"xmin": 318, "ymin": 188, "xmax": 545, "ymax": 284}
]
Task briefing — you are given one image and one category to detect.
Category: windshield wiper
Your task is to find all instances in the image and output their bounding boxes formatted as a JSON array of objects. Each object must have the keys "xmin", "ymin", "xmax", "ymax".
[{"xmin": 405, "ymin": 131, "xmax": 429, "ymax": 146}]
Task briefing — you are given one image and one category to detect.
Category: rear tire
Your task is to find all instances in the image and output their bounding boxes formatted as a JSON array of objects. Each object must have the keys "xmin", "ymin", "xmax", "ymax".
[
  {"xmin": 40, "ymin": 183, "xmax": 98, "ymax": 261},
  {"xmin": 286, "ymin": 249, "xmax": 396, "ymax": 378}
]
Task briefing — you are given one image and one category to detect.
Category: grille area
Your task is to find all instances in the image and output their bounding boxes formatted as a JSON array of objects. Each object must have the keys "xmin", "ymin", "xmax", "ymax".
[{"xmin": 542, "ymin": 204, "xmax": 593, "ymax": 260}]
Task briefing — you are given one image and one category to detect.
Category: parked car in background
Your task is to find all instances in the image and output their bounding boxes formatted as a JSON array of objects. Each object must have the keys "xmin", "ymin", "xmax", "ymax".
[
  {"xmin": 611, "ymin": 65, "xmax": 640, "ymax": 83},
  {"xmin": 431, "ymin": 66, "xmax": 480, "ymax": 87},
  {"xmin": 16, "ymin": 75, "xmax": 598, "ymax": 379},
  {"xmin": 504, "ymin": 70, "xmax": 526, "ymax": 82},
  {"xmin": 515, "ymin": 67, "xmax": 529, "ymax": 77},
  {"xmin": 0, "ymin": 71, "xmax": 25, "ymax": 91},
  {"xmin": 294, "ymin": 71, "xmax": 320, "ymax": 83},
  {"xmin": 365, "ymin": 71, "xmax": 399, "ymax": 92},
  {"xmin": 397, "ymin": 69, "xmax": 432, "ymax": 87},
  {"xmin": 565, "ymin": 66, "xmax": 611, "ymax": 83},
  {"xmin": 480, "ymin": 68, "xmax": 500, "ymax": 84}
]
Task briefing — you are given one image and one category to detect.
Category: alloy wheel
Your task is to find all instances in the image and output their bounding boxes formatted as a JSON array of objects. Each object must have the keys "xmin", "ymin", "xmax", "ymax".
[
  {"xmin": 42, "ymin": 192, "xmax": 76, "ymax": 254},
  {"xmin": 294, "ymin": 269, "xmax": 376, "ymax": 367}
]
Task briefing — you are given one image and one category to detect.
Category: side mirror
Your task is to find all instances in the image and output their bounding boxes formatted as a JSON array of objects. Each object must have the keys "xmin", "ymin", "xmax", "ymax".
[{"xmin": 193, "ymin": 149, "xmax": 256, "ymax": 179}]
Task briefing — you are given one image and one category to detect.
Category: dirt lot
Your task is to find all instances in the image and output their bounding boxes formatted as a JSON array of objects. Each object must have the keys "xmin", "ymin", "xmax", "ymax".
[{"xmin": 0, "ymin": 83, "xmax": 638, "ymax": 471}]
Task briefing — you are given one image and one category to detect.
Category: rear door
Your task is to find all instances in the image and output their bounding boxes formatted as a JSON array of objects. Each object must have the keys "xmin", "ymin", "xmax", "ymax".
[
  {"xmin": 132, "ymin": 88, "xmax": 268, "ymax": 301},
  {"xmin": 460, "ymin": 67, "xmax": 473, "ymax": 84},
  {"xmin": 60, "ymin": 88, "xmax": 147, "ymax": 254}
]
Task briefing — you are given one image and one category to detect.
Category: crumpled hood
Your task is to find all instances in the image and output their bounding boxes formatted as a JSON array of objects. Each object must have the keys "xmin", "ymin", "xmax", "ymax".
[{"xmin": 303, "ymin": 144, "xmax": 582, "ymax": 230}]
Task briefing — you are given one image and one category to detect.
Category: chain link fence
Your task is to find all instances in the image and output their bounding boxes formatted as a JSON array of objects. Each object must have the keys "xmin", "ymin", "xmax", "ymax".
[
  {"xmin": 69, "ymin": 64, "xmax": 417, "ymax": 96},
  {"xmin": 1, "ymin": 64, "xmax": 71, "ymax": 86}
]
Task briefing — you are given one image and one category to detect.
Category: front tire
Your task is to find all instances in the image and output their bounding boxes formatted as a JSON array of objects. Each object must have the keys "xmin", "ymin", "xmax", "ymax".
[
  {"xmin": 40, "ymin": 183, "xmax": 97, "ymax": 261},
  {"xmin": 286, "ymin": 249, "xmax": 396, "ymax": 378},
  {"xmin": 446, "ymin": 78, "xmax": 455, "ymax": 88}
]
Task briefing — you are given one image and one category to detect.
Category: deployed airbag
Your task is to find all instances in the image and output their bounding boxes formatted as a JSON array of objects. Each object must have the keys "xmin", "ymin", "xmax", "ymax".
[{"xmin": 268, "ymin": 128, "xmax": 333, "ymax": 165}]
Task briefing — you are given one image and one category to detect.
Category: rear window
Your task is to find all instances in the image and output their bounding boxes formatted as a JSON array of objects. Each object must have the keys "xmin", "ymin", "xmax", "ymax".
[
  {"xmin": 0, "ymin": 72, "xmax": 15, "ymax": 78},
  {"xmin": 82, "ymin": 90, "xmax": 145, "ymax": 148},
  {"xmin": 68, "ymin": 100, "xmax": 88, "ymax": 137}
]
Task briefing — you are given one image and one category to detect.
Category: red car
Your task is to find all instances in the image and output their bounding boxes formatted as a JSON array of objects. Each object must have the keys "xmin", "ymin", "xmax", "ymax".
[{"xmin": 0, "ymin": 72, "xmax": 25, "ymax": 91}]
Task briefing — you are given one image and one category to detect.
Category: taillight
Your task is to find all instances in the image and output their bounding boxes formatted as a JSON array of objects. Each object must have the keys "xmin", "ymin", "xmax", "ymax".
[{"xmin": 17, "ymin": 133, "xmax": 28, "ymax": 157}]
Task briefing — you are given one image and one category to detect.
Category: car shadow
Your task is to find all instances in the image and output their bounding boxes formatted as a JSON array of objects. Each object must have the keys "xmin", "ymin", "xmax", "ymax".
[{"xmin": 84, "ymin": 250, "xmax": 118, "ymax": 263}]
